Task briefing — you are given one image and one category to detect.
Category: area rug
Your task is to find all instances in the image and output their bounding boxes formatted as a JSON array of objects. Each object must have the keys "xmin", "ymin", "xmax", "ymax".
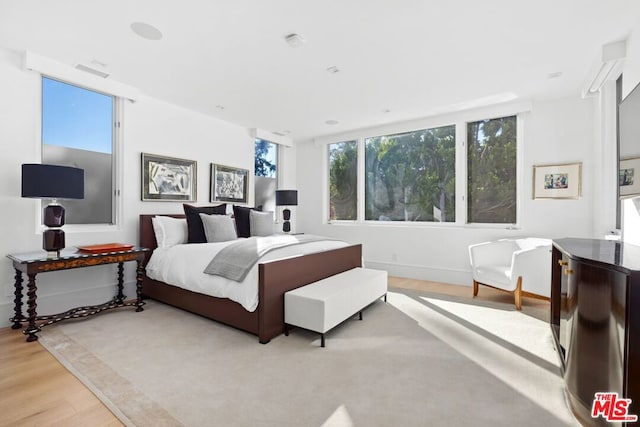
[{"xmin": 39, "ymin": 289, "xmax": 578, "ymax": 427}]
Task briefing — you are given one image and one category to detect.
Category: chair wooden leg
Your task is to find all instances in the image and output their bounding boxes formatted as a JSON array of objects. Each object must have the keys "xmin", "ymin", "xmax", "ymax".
[
  {"xmin": 473, "ymin": 280, "xmax": 479, "ymax": 297},
  {"xmin": 514, "ymin": 276, "xmax": 523, "ymax": 310}
]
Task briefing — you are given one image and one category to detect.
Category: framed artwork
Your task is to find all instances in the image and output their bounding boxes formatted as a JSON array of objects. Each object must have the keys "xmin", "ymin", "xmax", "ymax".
[
  {"xmin": 141, "ymin": 153, "xmax": 197, "ymax": 201},
  {"xmin": 620, "ymin": 157, "xmax": 640, "ymax": 198},
  {"xmin": 211, "ymin": 163, "xmax": 248, "ymax": 204},
  {"xmin": 533, "ymin": 162, "xmax": 582, "ymax": 199}
]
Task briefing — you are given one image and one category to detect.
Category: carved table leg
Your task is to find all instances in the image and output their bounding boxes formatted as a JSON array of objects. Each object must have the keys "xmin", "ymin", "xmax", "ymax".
[
  {"xmin": 135, "ymin": 259, "xmax": 145, "ymax": 312},
  {"xmin": 10, "ymin": 269, "xmax": 24, "ymax": 329},
  {"xmin": 115, "ymin": 262, "xmax": 125, "ymax": 304},
  {"xmin": 24, "ymin": 273, "xmax": 41, "ymax": 342}
]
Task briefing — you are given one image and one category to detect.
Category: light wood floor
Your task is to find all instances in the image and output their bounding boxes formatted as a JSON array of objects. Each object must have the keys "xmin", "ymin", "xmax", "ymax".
[
  {"xmin": 0, "ymin": 277, "xmax": 548, "ymax": 426},
  {"xmin": 0, "ymin": 326, "xmax": 123, "ymax": 427}
]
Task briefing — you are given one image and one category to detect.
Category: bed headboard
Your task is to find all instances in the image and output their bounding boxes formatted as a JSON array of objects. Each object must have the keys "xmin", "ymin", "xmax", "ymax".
[{"xmin": 139, "ymin": 214, "xmax": 185, "ymax": 265}]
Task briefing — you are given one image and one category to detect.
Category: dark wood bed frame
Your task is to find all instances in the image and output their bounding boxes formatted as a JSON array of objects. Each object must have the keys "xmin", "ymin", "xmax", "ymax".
[{"xmin": 139, "ymin": 214, "xmax": 362, "ymax": 343}]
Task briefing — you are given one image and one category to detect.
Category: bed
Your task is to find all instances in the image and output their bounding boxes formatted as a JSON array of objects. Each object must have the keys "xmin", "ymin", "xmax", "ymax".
[{"xmin": 139, "ymin": 214, "xmax": 362, "ymax": 343}]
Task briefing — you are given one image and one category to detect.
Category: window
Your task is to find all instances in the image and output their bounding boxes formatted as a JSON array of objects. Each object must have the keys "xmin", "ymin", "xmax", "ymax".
[
  {"xmin": 254, "ymin": 139, "xmax": 278, "ymax": 211},
  {"xmin": 324, "ymin": 112, "xmax": 520, "ymax": 226},
  {"xmin": 41, "ymin": 77, "xmax": 117, "ymax": 224},
  {"xmin": 328, "ymin": 141, "xmax": 357, "ymax": 220},
  {"xmin": 365, "ymin": 126, "xmax": 456, "ymax": 222},
  {"xmin": 467, "ymin": 116, "xmax": 517, "ymax": 224}
]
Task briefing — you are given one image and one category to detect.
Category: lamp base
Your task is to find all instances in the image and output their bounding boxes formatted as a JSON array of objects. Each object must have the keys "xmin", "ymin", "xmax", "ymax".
[
  {"xmin": 44, "ymin": 203, "xmax": 65, "ymax": 227},
  {"xmin": 43, "ymin": 228, "xmax": 65, "ymax": 257}
]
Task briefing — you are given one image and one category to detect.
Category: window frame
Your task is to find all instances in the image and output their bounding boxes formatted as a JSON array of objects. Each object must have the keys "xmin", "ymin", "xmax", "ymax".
[
  {"xmin": 324, "ymin": 108, "xmax": 524, "ymax": 228},
  {"xmin": 37, "ymin": 75, "xmax": 123, "ymax": 233}
]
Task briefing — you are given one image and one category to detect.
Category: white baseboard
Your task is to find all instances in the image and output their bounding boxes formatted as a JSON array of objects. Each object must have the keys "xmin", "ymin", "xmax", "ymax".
[
  {"xmin": 364, "ymin": 259, "xmax": 472, "ymax": 287},
  {"xmin": 0, "ymin": 280, "xmax": 138, "ymax": 329}
]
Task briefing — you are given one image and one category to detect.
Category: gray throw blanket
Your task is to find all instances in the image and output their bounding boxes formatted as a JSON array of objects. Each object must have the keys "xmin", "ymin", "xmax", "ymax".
[{"xmin": 203, "ymin": 234, "xmax": 333, "ymax": 282}]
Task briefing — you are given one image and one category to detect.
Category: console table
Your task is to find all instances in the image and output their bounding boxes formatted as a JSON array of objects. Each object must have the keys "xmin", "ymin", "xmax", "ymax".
[
  {"xmin": 550, "ymin": 238, "xmax": 640, "ymax": 426},
  {"xmin": 7, "ymin": 246, "xmax": 149, "ymax": 342}
]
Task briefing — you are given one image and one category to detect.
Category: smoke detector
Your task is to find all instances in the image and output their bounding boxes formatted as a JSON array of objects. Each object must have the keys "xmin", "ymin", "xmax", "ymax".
[{"xmin": 131, "ymin": 22, "xmax": 163, "ymax": 41}]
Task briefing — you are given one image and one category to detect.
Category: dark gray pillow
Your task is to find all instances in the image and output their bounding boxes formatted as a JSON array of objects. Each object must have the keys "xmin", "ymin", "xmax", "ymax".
[
  {"xmin": 199, "ymin": 213, "xmax": 238, "ymax": 242},
  {"xmin": 249, "ymin": 210, "xmax": 274, "ymax": 237}
]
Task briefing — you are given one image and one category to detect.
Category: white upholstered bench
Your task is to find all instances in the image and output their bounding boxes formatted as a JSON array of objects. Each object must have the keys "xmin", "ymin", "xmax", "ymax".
[{"xmin": 284, "ymin": 267, "xmax": 388, "ymax": 347}]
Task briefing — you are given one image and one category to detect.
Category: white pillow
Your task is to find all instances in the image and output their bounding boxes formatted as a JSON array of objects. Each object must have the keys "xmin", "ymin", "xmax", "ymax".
[
  {"xmin": 199, "ymin": 213, "xmax": 238, "ymax": 242},
  {"xmin": 249, "ymin": 210, "xmax": 274, "ymax": 237},
  {"xmin": 152, "ymin": 216, "xmax": 188, "ymax": 248}
]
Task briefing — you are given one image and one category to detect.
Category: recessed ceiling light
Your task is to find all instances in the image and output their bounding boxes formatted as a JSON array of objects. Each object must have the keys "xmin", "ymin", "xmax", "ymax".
[
  {"xmin": 326, "ymin": 66, "xmax": 340, "ymax": 74},
  {"xmin": 547, "ymin": 71, "xmax": 563, "ymax": 79},
  {"xmin": 284, "ymin": 33, "xmax": 305, "ymax": 48},
  {"xmin": 325, "ymin": 120, "xmax": 339, "ymax": 125},
  {"xmin": 131, "ymin": 22, "xmax": 163, "ymax": 40}
]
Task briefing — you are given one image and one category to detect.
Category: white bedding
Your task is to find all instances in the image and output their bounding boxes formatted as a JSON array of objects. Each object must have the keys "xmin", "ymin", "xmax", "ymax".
[{"xmin": 145, "ymin": 235, "xmax": 348, "ymax": 312}]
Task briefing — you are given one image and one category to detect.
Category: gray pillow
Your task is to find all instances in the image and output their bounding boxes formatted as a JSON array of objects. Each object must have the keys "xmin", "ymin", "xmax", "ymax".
[
  {"xmin": 199, "ymin": 213, "xmax": 237, "ymax": 242},
  {"xmin": 249, "ymin": 210, "xmax": 274, "ymax": 237}
]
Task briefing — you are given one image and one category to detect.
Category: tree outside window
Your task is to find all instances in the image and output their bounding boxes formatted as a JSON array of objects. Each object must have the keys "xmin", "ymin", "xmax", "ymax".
[
  {"xmin": 328, "ymin": 141, "xmax": 357, "ymax": 220},
  {"xmin": 364, "ymin": 126, "xmax": 456, "ymax": 222},
  {"xmin": 255, "ymin": 139, "xmax": 277, "ymax": 178},
  {"xmin": 467, "ymin": 116, "xmax": 517, "ymax": 224},
  {"xmin": 254, "ymin": 139, "xmax": 278, "ymax": 212}
]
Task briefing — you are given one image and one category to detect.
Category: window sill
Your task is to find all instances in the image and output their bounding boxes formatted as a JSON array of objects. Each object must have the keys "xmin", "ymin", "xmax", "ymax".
[{"xmin": 326, "ymin": 220, "xmax": 521, "ymax": 231}]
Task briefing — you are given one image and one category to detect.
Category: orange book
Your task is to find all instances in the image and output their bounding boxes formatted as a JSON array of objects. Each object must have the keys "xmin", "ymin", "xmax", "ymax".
[{"xmin": 77, "ymin": 243, "xmax": 134, "ymax": 253}]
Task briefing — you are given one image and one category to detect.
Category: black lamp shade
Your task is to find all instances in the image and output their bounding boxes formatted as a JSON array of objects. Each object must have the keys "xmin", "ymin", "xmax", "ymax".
[
  {"xmin": 275, "ymin": 190, "xmax": 298, "ymax": 206},
  {"xmin": 22, "ymin": 164, "xmax": 84, "ymax": 200}
]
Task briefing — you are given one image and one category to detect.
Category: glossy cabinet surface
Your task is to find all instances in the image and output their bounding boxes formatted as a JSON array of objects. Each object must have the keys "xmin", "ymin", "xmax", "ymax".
[{"xmin": 551, "ymin": 238, "xmax": 640, "ymax": 426}]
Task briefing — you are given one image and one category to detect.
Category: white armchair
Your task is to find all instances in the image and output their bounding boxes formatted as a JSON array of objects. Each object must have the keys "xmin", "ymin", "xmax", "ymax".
[{"xmin": 468, "ymin": 238, "xmax": 552, "ymax": 310}]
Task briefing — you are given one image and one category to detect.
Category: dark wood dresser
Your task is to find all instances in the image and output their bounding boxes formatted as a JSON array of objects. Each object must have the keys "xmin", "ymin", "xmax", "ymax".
[{"xmin": 551, "ymin": 238, "xmax": 640, "ymax": 426}]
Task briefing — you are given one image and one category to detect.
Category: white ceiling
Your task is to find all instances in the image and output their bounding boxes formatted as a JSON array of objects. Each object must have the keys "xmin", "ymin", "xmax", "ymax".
[{"xmin": 1, "ymin": 1, "xmax": 639, "ymax": 141}]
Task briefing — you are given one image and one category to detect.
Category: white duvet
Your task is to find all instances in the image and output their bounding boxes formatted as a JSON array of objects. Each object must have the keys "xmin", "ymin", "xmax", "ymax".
[{"xmin": 145, "ymin": 236, "xmax": 348, "ymax": 312}]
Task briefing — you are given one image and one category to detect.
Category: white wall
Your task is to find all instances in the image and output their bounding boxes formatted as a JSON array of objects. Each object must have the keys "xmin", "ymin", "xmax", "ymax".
[
  {"xmin": 0, "ymin": 47, "xmax": 255, "ymax": 327},
  {"xmin": 296, "ymin": 96, "xmax": 597, "ymax": 286}
]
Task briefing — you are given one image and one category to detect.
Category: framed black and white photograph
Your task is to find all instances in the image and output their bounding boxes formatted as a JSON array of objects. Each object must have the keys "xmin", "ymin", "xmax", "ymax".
[
  {"xmin": 211, "ymin": 163, "xmax": 248, "ymax": 203},
  {"xmin": 141, "ymin": 153, "xmax": 197, "ymax": 201},
  {"xmin": 533, "ymin": 162, "xmax": 582, "ymax": 199},
  {"xmin": 620, "ymin": 157, "xmax": 640, "ymax": 198}
]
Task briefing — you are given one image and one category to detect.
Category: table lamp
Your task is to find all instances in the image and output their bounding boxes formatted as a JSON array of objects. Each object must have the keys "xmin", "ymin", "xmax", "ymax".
[
  {"xmin": 275, "ymin": 190, "xmax": 298, "ymax": 233},
  {"xmin": 21, "ymin": 164, "xmax": 84, "ymax": 257}
]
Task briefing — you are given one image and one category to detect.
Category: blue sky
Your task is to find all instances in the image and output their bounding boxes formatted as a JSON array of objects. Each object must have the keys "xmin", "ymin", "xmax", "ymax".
[{"xmin": 42, "ymin": 77, "xmax": 113, "ymax": 154}]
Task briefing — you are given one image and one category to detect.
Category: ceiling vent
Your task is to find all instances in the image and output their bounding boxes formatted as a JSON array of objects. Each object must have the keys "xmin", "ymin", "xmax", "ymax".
[
  {"xmin": 582, "ymin": 40, "xmax": 626, "ymax": 97},
  {"xmin": 75, "ymin": 64, "xmax": 109, "ymax": 79},
  {"xmin": 284, "ymin": 33, "xmax": 305, "ymax": 48}
]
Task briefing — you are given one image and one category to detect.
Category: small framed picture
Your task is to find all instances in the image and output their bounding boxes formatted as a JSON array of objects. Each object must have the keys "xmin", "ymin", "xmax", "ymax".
[
  {"xmin": 141, "ymin": 153, "xmax": 197, "ymax": 201},
  {"xmin": 533, "ymin": 162, "xmax": 582, "ymax": 199},
  {"xmin": 211, "ymin": 163, "xmax": 248, "ymax": 204},
  {"xmin": 620, "ymin": 157, "xmax": 640, "ymax": 198}
]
